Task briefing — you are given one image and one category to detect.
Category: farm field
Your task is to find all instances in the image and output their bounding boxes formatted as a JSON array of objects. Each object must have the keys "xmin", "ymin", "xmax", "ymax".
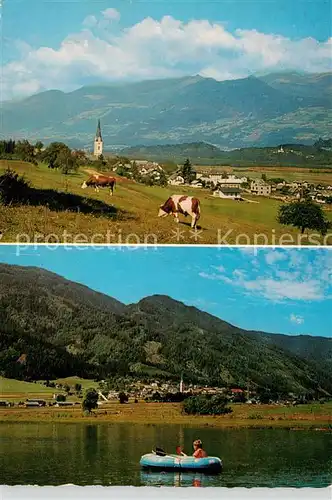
[
  {"xmin": 1, "ymin": 160, "xmax": 332, "ymax": 245},
  {"xmin": 0, "ymin": 376, "xmax": 98, "ymax": 402},
  {"xmin": 0, "ymin": 399, "xmax": 331, "ymax": 429},
  {"xmin": 195, "ymin": 165, "xmax": 332, "ymax": 185}
]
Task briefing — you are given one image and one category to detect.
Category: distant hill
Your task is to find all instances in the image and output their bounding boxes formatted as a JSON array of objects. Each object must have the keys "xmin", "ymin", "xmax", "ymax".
[
  {"xmin": 0, "ymin": 263, "xmax": 331, "ymax": 396},
  {"xmin": 1, "ymin": 72, "xmax": 331, "ymax": 149},
  {"xmin": 120, "ymin": 141, "xmax": 332, "ymax": 166},
  {"xmin": 260, "ymin": 72, "xmax": 332, "ymax": 103}
]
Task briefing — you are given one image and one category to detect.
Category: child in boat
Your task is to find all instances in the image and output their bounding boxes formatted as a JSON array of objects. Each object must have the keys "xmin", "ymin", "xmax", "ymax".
[
  {"xmin": 193, "ymin": 439, "xmax": 208, "ymax": 458},
  {"xmin": 176, "ymin": 439, "xmax": 208, "ymax": 457}
]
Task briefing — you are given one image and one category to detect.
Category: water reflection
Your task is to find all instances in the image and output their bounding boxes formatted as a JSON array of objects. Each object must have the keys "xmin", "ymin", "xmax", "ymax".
[{"xmin": 141, "ymin": 471, "xmax": 221, "ymax": 487}]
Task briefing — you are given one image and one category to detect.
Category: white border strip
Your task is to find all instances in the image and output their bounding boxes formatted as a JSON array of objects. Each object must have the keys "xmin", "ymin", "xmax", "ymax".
[{"xmin": 1, "ymin": 486, "xmax": 331, "ymax": 500}]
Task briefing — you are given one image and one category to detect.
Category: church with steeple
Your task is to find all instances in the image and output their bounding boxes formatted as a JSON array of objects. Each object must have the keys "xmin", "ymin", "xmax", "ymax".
[{"xmin": 93, "ymin": 119, "xmax": 103, "ymax": 157}]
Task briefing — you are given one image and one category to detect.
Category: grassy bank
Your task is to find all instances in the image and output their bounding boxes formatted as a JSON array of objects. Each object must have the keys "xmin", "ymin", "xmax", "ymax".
[
  {"xmin": 0, "ymin": 401, "xmax": 331, "ymax": 429},
  {"xmin": 0, "ymin": 376, "xmax": 98, "ymax": 402},
  {"xmin": 1, "ymin": 160, "xmax": 331, "ymax": 244}
]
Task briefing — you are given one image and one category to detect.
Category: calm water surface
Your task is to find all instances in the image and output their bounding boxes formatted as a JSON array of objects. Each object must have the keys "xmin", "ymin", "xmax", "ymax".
[{"xmin": 0, "ymin": 423, "xmax": 331, "ymax": 487}]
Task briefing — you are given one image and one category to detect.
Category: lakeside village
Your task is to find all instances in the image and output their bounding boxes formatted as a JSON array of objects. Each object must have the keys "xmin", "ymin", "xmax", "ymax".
[{"xmin": 0, "ymin": 377, "xmax": 325, "ymax": 409}]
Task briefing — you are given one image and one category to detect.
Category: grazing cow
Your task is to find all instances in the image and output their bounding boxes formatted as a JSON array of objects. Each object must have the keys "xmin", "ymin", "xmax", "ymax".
[
  {"xmin": 158, "ymin": 195, "xmax": 201, "ymax": 229},
  {"xmin": 81, "ymin": 174, "xmax": 116, "ymax": 196}
]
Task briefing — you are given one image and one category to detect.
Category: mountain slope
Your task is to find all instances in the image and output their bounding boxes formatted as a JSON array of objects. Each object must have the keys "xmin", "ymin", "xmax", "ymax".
[
  {"xmin": 0, "ymin": 264, "xmax": 331, "ymax": 394},
  {"xmin": 1, "ymin": 73, "xmax": 330, "ymax": 149},
  {"xmin": 259, "ymin": 72, "xmax": 332, "ymax": 103}
]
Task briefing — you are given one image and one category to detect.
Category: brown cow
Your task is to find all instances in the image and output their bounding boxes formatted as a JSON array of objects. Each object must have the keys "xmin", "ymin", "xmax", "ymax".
[
  {"xmin": 81, "ymin": 174, "xmax": 116, "ymax": 196},
  {"xmin": 158, "ymin": 195, "xmax": 201, "ymax": 229}
]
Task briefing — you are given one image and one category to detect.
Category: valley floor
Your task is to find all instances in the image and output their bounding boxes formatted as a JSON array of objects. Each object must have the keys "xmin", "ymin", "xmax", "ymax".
[
  {"xmin": 1, "ymin": 160, "xmax": 332, "ymax": 245},
  {"xmin": 1, "ymin": 401, "xmax": 331, "ymax": 430}
]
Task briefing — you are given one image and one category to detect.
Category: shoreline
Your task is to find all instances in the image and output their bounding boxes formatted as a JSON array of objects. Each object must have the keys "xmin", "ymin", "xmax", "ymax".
[{"xmin": 0, "ymin": 402, "xmax": 331, "ymax": 430}]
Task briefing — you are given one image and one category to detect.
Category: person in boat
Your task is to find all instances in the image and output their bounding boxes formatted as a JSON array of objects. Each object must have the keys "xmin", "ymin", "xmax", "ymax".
[
  {"xmin": 192, "ymin": 439, "xmax": 208, "ymax": 458},
  {"xmin": 177, "ymin": 439, "xmax": 208, "ymax": 457}
]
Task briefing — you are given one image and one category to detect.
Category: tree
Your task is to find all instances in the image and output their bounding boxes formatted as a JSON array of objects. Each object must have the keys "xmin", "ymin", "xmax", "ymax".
[
  {"xmin": 261, "ymin": 173, "xmax": 267, "ymax": 182},
  {"xmin": 34, "ymin": 141, "xmax": 44, "ymax": 153},
  {"xmin": 15, "ymin": 140, "xmax": 37, "ymax": 164},
  {"xmin": 183, "ymin": 394, "xmax": 232, "ymax": 415},
  {"xmin": 118, "ymin": 392, "xmax": 129, "ymax": 404},
  {"xmin": 277, "ymin": 199, "xmax": 330, "ymax": 234},
  {"xmin": 72, "ymin": 150, "xmax": 87, "ymax": 165},
  {"xmin": 56, "ymin": 394, "xmax": 66, "ymax": 402},
  {"xmin": 180, "ymin": 158, "xmax": 195, "ymax": 184},
  {"xmin": 156, "ymin": 170, "xmax": 168, "ymax": 187},
  {"xmin": 57, "ymin": 149, "xmax": 78, "ymax": 175},
  {"xmin": 82, "ymin": 388, "xmax": 99, "ymax": 413},
  {"xmin": 42, "ymin": 142, "xmax": 77, "ymax": 174},
  {"xmin": 74, "ymin": 383, "xmax": 82, "ymax": 393},
  {"xmin": 98, "ymin": 154, "xmax": 106, "ymax": 166},
  {"xmin": 130, "ymin": 161, "xmax": 141, "ymax": 182}
]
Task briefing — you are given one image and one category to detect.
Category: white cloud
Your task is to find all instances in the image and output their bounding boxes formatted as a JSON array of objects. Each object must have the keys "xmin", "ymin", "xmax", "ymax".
[
  {"xmin": 199, "ymin": 250, "xmax": 332, "ymax": 302},
  {"xmin": 102, "ymin": 8, "xmax": 120, "ymax": 21},
  {"xmin": 213, "ymin": 265, "xmax": 225, "ymax": 273},
  {"xmin": 2, "ymin": 11, "xmax": 332, "ymax": 100},
  {"xmin": 83, "ymin": 15, "xmax": 98, "ymax": 28},
  {"xmin": 290, "ymin": 314, "xmax": 304, "ymax": 325},
  {"xmin": 265, "ymin": 250, "xmax": 287, "ymax": 266}
]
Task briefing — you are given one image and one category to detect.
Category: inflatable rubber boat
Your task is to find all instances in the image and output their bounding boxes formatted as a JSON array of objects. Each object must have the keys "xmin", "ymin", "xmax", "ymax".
[{"xmin": 140, "ymin": 453, "xmax": 222, "ymax": 473}]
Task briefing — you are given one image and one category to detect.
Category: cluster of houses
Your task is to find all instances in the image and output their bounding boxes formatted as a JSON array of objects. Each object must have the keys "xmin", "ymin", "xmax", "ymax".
[
  {"xmin": 270, "ymin": 180, "xmax": 332, "ymax": 204},
  {"xmin": 169, "ymin": 172, "xmax": 273, "ymax": 200},
  {"xmin": 100, "ymin": 381, "xmax": 318, "ymax": 405},
  {"xmin": 169, "ymin": 170, "xmax": 332, "ymax": 203},
  {"xmin": 92, "ymin": 121, "xmax": 331, "ymax": 202},
  {"xmin": 111, "ymin": 159, "xmax": 165, "ymax": 184}
]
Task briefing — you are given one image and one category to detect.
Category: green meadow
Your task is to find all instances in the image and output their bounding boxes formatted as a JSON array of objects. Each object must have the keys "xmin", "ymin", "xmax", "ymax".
[{"xmin": 1, "ymin": 160, "xmax": 331, "ymax": 245}]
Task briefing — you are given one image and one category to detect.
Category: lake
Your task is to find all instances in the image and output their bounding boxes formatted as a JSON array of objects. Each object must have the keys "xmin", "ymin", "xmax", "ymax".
[{"xmin": 0, "ymin": 423, "xmax": 331, "ymax": 487}]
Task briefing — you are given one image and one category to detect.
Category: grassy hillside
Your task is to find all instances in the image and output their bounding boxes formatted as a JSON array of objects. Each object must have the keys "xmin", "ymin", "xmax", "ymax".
[
  {"xmin": 0, "ymin": 264, "xmax": 331, "ymax": 396},
  {"xmin": 0, "ymin": 377, "xmax": 56, "ymax": 395},
  {"xmin": 1, "ymin": 160, "xmax": 332, "ymax": 245},
  {"xmin": 1, "ymin": 73, "xmax": 331, "ymax": 149}
]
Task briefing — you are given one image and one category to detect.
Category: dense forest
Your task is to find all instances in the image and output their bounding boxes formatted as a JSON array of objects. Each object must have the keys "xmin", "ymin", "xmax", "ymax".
[{"xmin": 0, "ymin": 263, "xmax": 331, "ymax": 396}]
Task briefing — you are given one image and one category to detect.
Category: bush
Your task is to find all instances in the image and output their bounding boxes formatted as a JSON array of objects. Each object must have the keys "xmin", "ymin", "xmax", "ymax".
[
  {"xmin": 82, "ymin": 388, "xmax": 99, "ymax": 413},
  {"xmin": 56, "ymin": 394, "xmax": 66, "ymax": 402},
  {"xmin": 248, "ymin": 413, "xmax": 263, "ymax": 420},
  {"xmin": 118, "ymin": 392, "xmax": 129, "ymax": 404},
  {"xmin": 183, "ymin": 394, "xmax": 232, "ymax": 416},
  {"xmin": 0, "ymin": 169, "xmax": 31, "ymax": 205}
]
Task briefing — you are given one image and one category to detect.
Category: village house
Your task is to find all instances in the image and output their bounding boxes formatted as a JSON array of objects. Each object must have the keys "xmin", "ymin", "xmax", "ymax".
[
  {"xmin": 138, "ymin": 162, "xmax": 163, "ymax": 176},
  {"xmin": 190, "ymin": 179, "xmax": 204, "ymax": 188},
  {"xmin": 168, "ymin": 174, "xmax": 185, "ymax": 186},
  {"xmin": 250, "ymin": 180, "xmax": 272, "ymax": 196},
  {"xmin": 213, "ymin": 187, "xmax": 242, "ymax": 200},
  {"xmin": 197, "ymin": 173, "xmax": 247, "ymax": 187}
]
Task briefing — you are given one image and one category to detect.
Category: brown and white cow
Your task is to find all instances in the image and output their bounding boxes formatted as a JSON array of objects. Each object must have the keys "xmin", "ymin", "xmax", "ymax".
[
  {"xmin": 81, "ymin": 174, "xmax": 116, "ymax": 196},
  {"xmin": 158, "ymin": 195, "xmax": 201, "ymax": 229}
]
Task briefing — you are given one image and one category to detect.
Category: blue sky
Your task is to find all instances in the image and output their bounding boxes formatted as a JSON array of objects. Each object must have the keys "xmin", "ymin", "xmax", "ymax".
[
  {"xmin": 2, "ymin": 0, "xmax": 331, "ymax": 99},
  {"xmin": 0, "ymin": 245, "xmax": 331, "ymax": 337}
]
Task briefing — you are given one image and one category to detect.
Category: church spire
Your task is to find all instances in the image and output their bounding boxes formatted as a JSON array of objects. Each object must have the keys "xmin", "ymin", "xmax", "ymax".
[
  {"xmin": 93, "ymin": 119, "xmax": 103, "ymax": 157},
  {"xmin": 96, "ymin": 119, "xmax": 102, "ymax": 140}
]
